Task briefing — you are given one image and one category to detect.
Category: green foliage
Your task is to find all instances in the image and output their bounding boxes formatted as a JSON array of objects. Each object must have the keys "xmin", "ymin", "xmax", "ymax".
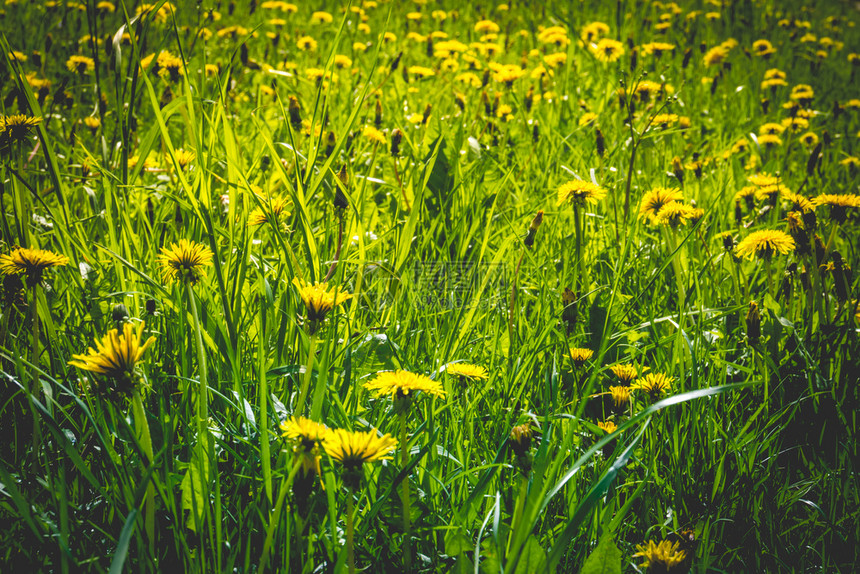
[{"xmin": 1, "ymin": 0, "xmax": 859, "ymax": 572}]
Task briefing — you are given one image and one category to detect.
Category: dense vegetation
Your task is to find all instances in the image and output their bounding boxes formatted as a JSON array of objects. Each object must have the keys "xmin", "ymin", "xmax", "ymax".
[{"xmin": 1, "ymin": 0, "xmax": 858, "ymax": 572}]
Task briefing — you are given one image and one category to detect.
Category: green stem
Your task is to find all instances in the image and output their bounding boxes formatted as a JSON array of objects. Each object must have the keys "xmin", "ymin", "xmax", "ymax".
[
  {"xmin": 507, "ymin": 475, "xmax": 529, "ymax": 555},
  {"xmin": 295, "ymin": 332, "xmax": 317, "ymax": 415},
  {"xmin": 186, "ymin": 284, "xmax": 209, "ymax": 439},
  {"xmin": 132, "ymin": 389, "xmax": 155, "ymax": 558},
  {"xmin": 401, "ymin": 409, "xmax": 412, "ymax": 574},
  {"xmin": 347, "ymin": 494, "xmax": 356, "ymax": 574},
  {"xmin": 30, "ymin": 283, "xmax": 39, "ymax": 394}
]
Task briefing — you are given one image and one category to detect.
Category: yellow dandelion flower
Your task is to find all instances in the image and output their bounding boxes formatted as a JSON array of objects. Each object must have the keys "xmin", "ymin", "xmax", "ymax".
[
  {"xmin": 703, "ymin": 45, "xmax": 729, "ymax": 67},
  {"xmin": 609, "ymin": 364, "xmax": 638, "ymax": 384},
  {"xmin": 811, "ymin": 193, "xmax": 860, "ymax": 224},
  {"xmin": 248, "ymin": 196, "xmax": 291, "ymax": 227},
  {"xmin": 297, "ymin": 35, "xmax": 317, "ymax": 51},
  {"xmin": 590, "ymin": 38, "xmax": 625, "ymax": 62},
  {"xmin": 364, "ymin": 370, "xmax": 446, "ymax": 400},
  {"xmin": 632, "ymin": 372, "xmax": 673, "ymax": 399},
  {"xmin": 157, "ymin": 239, "xmax": 214, "ymax": 284},
  {"xmin": 1, "ymin": 114, "xmax": 42, "ymax": 144},
  {"xmin": 597, "ymin": 420, "xmax": 617, "ymax": 433},
  {"xmin": 446, "ymin": 363, "xmax": 489, "ymax": 381},
  {"xmin": 474, "ymin": 20, "xmax": 500, "ymax": 34},
  {"xmin": 569, "ymin": 347, "xmax": 594, "ymax": 366},
  {"xmin": 323, "ymin": 428, "xmax": 397, "ymax": 488},
  {"xmin": 68, "ymin": 322, "xmax": 156, "ymax": 395},
  {"xmin": 557, "ymin": 180, "xmax": 607, "ymax": 207},
  {"xmin": 0, "ymin": 247, "xmax": 69, "ymax": 286},
  {"xmin": 66, "ymin": 54, "xmax": 95, "ymax": 74},
  {"xmin": 609, "ymin": 385, "xmax": 630, "ymax": 408},
  {"xmin": 735, "ymin": 229, "xmax": 795, "ymax": 259},
  {"xmin": 291, "ymin": 278, "xmax": 352, "ymax": 324},
  {"xmin": 633, "ymin": 540, "xmax": 687, "ymax": 572},
  {"xmin": 580, "ymin": 22, "xmax": 610, "ymax": 43},
  {"xmin": 656, "ymin": 202, "xmax": 701, "ymax": 228},
  {"xmin": 362, "ymin": 125, "xmax": 386, "ymax": 144},
  {"xmin": 639, "ymin": 187, "xmax": 683, "ymax": 222},
  {"xmin": 280, "ymin": 416, "xmax": 329, "ymax": 476}
]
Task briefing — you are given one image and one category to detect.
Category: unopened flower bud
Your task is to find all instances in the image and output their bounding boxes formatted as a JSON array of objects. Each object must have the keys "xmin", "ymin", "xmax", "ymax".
[{"xmin": 745, "ymin": 301, "xmax": 761, "ymax": 346}]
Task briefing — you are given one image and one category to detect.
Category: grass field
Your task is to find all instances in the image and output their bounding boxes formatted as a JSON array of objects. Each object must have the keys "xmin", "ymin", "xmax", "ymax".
[{"xmin": 1, "ymin": 0, "xmax": 859, "ymax": 572}]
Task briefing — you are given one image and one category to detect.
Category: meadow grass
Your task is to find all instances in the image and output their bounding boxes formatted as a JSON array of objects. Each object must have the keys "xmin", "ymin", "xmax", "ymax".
[{"xmin": 0, "ymin": 0, "xmax": 858, "ymax": 572}]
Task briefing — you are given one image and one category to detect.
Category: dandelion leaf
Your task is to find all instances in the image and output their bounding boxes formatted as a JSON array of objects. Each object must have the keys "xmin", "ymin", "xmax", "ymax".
[{"xmin": 580, "ymin": 535, "xmax": 622, "ymax": 574}]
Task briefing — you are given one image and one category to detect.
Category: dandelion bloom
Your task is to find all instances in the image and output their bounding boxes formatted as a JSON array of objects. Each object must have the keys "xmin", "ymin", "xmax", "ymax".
[
  {"xmin": 364, "ymin": 370, "xmax": 446, "ymax": 400},
  {"xmin": 609, "ymin": 364, "xmax": 638, "ymax": 384},
  {"xmin": 157, "ymin": 239, "xmax": 214, "ymax": 284},
  {"xmin": 68, "ymin": 322, "xmax": 156, "ymax": 395},
  {"xmin": 474, "ymin": 20, "xmax": 500, "ymax": 34},
  {"xmin": 362, "ymin": 125, "xmax": 386, "ymax": 144},
  {"xmin": 735, "ymin": 230, "xmax": 795, "ymax": 260},
  {"xmin": 0, "ymin": 114, "xmax": 42, "ymax": 144},
  {"xmin": 597, "ymin": 420, "xmax": 617, "ymax": 433},
  {"xmin": 590, "ymin": 38, "xmax": 625, "ymax": 62},
  {"xmin": 609, "ymin": 385, "xmax": 630, "ymax": 408},
  {"xmin": 632, "ymin": 540, "xmax": 687, "ymax": 573},
  {"xmin": 324, "ymin": 428, "xmax": 397, "ymax": 488},
  {"xmin": 656, "ymin": 202, "xmax": 701, "ymax": 228},
  {"xmin": 580, "ymin": 21, "xmax": 610, "ymax": 42},
  {"xmin": 0, "ymin": 247, "xmax": 69, "ymax": 286},
  {"xmin": 296, "ymin": 35, "xmax": 317, "ymax": 51},
  {"xmin": 557, "ymin": 180, "xmax": 607, "ymax": 207},
  {"xmin": 569, "ymin": 347, "xmax": 594, "ymax": 366},
  {"xmin": 703, "ymin": 45, "xmax": 730, "ymax": 67},
  {"xmin": 639, "ymin": 187, "xmax": 683, "ymax": 222},
  {"xmin": 248, "ymin": 196, "xmax": 291, "ymax": 227},
  {"xmin": 811, "ymin": 193, "xmax": 860, "ymax": 224},
  {"xmin": 66, "ymin": 54, "xmax": 95, "ymax": 74},
  {"xmin": 280, "ymin": 416, "xmax": 329, "ymax": 475},
  {"xmin": 292, "ymin": 278, "xmax": 352, "ymax": 324},
  {"xmin": 446, "ymin": 363, "xmax": 489, "ymax": 381},
  {"xmin": 632, "ymin": 372, "xmax": 673, "ymax": 400}
]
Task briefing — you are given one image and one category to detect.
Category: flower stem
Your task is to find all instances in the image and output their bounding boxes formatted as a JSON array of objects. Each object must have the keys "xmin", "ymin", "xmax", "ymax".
[
  {"xmin": 295, "ymin": 332, "xmax": 317, "ymax": 415},
  {"xmin": 186, "ymin": 284, "xmax": 209, "ymax": 439},
  {"xmin": 30, "ymin": 283, "xmax": 40, "ymax": 394},
  {"xmin": 132, "ymin": 389, "xmax": 155, "ymax": 558},
  {"xmin": 400, "ymin": 409, "xmax": 412, "ymax": 574},
  {"xmin": 347, "ymin": 494, "xmax": 356, "ymax": 574}
]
